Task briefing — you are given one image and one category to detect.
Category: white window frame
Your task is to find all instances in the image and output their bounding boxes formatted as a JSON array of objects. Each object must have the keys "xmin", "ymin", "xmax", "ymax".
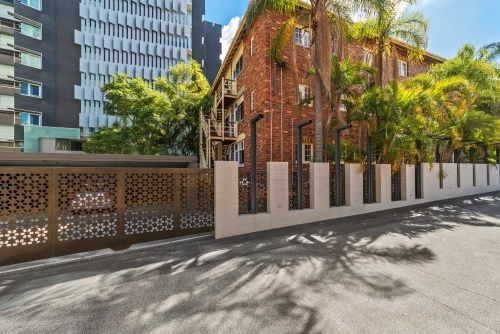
[
  {"xmin": 250, "ymin": 37, "xmax": 254, "ymax": 56},
  {"xmin": 298, "ymin": 84, "xmax": 312, "ymax": 106},
  {"xmin": 251, "ymin": 91, "xmax": 255, "ymax": 111},
  {"xmin": 20, "ymin": 21, "xmax": 41, "ymax": 40},
  {"xmin": 340, "ymin": 93, "xmax": 346, "ymax": 111},
  {"xmin": 20, "ymin": 111, "xmax": 42, "ymax": 126},
  {"xmin": 20, "ymin": 82, "xmax": 42, "ymax": 98},
  {"xmin": 20, "ymin": 52, "xmax": 41, "ymax": 69},
  {"xmin": 234, "ymin": 141, "xmax": 244, "ymax": 167},
  {"xmin": 233, "ymin": 55, "xmax": 244, "ymax": 79},
  {"xmin": 234, "ymin": 101, "xmax": 244, "ymax": 123},
  {"xmin": 294, "ymin": 27, "xmax": 310, "ymax": 47},
  {"xmin": 363, "ymin": 49, "xmax": 373, "ymax": 66},
  {"xmin": 303, "ymin": 143, "xmax": 313, "ymax": 163},
  {"xmin": 398, "ymin": 60, "xmax": 408, "ymax": 77},
  {"xmin": 20, "ymin": 0, "xmax": 41, "ymax": 11}
]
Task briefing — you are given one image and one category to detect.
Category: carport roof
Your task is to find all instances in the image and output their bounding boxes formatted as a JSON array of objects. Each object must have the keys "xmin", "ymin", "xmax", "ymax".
[{"xmin": 0, "ymin": 153, "xmax": 198, "ymax": 168}]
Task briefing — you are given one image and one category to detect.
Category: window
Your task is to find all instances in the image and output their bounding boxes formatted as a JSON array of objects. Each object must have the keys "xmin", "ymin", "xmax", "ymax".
[
  {"xmin": 398, "ymin": 61, "xmax": 407, "ymax": 77},
  {"xmin": 21, "ymin": 22, "xmax": 41, "ymax": 39},
  {"xmin": 340, "ymin": 93, "xmax": 346, "ymax": 111},
  {"xmin": 303, "ymin": 143, "xmax": 313, "ymax": 162},
  {"xmin": 20, "ymin": 112, "xmax": 40, "ymax": 126},
  {"xmin": 298, "ymin": 85, "xmax": 312, "ymax": 106},
  {"xmin": 20, "ymin": 52, "xmax": 41, "ymax": 68},
  {"xmin": 233, "ymin": 55, "xmax": 243, "ymax": 79},
  {"xmin": 250, "ymin": 37, "xmax": 254, "ymax": 56},
  {"xmin": 234, "ymin": 141, "xmax": 244, "ymax": 167},
  {"xmin": 20, "ymin": 0, "xmax": 41, "ymax": 10},
  {"xmin": 363, "ymin": 50, "xmax": 373, "ymax": 66},
  {"xmin": 235, "ymin": 101, "xmax": 244, "ymax": 122},
  {"xmin": 251, "ymin": 91, "xmax": 255, "ymax": 110},
  {"xmin": 294, "ymin": 27, "xmax": 310, "ymax": 47},
  {"xmin": 20, "ymin": 82, "xmax": 41, "ymax": 98}
]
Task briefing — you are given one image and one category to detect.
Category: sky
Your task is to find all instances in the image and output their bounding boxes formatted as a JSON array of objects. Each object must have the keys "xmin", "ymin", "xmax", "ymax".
[{"xmin": 205, "ymin": 0, "xmax": 500, "ymax": 60}]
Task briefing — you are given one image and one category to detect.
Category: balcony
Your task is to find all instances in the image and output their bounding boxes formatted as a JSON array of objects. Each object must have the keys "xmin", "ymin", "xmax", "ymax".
[
  {"xmin": 214, "ymin": 78, "xmax": 237, "ymax": 109},
  {"xmin": 201, "ymin": 117, "xmax": 238, "ymax": 144}
]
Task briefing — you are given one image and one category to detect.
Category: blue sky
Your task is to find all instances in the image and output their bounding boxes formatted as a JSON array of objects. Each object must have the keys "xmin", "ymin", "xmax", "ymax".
[{"xmin": 205, "ymin": 0, "xmax": 500, "ymax": 60}]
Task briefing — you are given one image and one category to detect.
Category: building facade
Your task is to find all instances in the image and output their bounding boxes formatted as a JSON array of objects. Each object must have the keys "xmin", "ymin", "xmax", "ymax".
[
  {"xmin": 200, "ymin": 7, "xmax": 445, "ymax": 171},
  {"xmin": 0, "ymin": 0, "xmax": 221, "ymax": 153}
]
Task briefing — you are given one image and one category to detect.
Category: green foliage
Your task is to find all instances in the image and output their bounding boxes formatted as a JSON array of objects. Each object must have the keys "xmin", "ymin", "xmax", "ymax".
[
  {"xmin": 346, "ymin": 42, "xmax": 500, "ymax": 170},
  {"xmin": 83, "ymin": 61, "xmax": 210, "ymax": 155}
]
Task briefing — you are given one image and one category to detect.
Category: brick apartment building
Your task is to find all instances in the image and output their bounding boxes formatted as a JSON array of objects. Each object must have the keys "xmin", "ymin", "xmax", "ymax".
[{"xmin": 199, "ymin": 5, "xmax": 445, "ymax": 171}]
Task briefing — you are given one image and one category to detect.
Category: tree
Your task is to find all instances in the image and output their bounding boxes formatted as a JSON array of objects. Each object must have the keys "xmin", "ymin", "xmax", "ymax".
[
  {"xmin": 245, "ymin": 0, "xmax": 374, "ymax": 162},
  {"xmin": 83, "ymin": 61, "xmax": 210, "ymax": 155},
  {"xmin": 429, "ymin": 43, "xmax": 500, "ymax": 116},
  {"xmin": 353, "ymin": 0, "xmax": 429, "ymax": 87}
]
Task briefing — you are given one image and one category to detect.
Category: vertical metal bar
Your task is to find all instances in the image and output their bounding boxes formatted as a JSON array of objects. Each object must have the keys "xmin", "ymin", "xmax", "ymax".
[
  {"xmin": 483, "ymin": 145, "xmax": 488, "ymax": 164},
  {"xmin": 335, "ymin": 129, "xmax": 341, "ymax": 207},
  {"xmin": 454, "ymin": 149, "xmax": 460, "ymax": 163},
  {"xmin": 335, "ymin": 124, "xmax": 351, "ymax": 206},
  {"xmin": 296, "ymin": 120, "xmax": 312, "ymax": 210},
  {"xmin": 415, "ymin": 140, "xmax": 422, "ymax": 199},
  {"xmin": 366, "ymin": 135, "xmax": 373, "ymax": 204},
  {"xmin": 435, "ymin": 146, "xmax": 440, "ymax": 163},
  {"xmin": 251, "ymin": 121, "xmax": 257, "ymax": 214},
  {"xmin": 469, "ymin": 147, "xmax": 475, "ymax": 164},
  {"xmin": 297, "ymin": 127, "xmax": 303, "ymax": 210},
  {"xmin": 251, "ymin": 114, "xmax": 263, "ymax": 214}
]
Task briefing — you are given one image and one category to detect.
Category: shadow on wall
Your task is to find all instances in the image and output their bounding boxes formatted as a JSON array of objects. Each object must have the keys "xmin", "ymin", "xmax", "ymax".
[{"xmin": 1, "ymin": 194, "xmax": 500, "ymax": 332}]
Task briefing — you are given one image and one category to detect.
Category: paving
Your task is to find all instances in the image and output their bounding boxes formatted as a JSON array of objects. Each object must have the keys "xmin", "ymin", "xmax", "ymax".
[{"xmin": 1, "ymin": 192, "xmax": 500, "ymax": 333}]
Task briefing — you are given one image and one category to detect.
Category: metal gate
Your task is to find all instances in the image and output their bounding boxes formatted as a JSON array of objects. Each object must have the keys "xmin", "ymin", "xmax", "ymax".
[{"xmin": 0, "ymin": 167, "xmax": 214, "ymax": 266}]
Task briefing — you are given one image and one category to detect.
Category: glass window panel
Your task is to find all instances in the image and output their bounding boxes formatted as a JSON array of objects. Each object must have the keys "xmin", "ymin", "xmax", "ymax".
[
  {"xmin": 21, "ymin": 112, "xmax": 29, "ymax": 125},
  {"xmin": 21, "ymin": 82, "xmax": 29, "ymax": 95},
  {"xmin": 30, "ymin": 85, "xmax": 40, "ymax": 97},
  {"xmin": 21, "ymin": 53, "xmax": 28, "ymax": 65},
  {"xmin": 30, "ymin": 114, "xmax": 40, "ymax": 125},
  {"xmin": 30, "ymin": 55, "xmax": 40, "ymax": 68},
  {"xmin": 31, "ymin": 0, "xmax": 40, "ymax": 9}
]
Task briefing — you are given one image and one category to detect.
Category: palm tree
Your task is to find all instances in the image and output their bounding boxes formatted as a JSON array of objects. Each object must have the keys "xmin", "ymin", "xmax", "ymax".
[
  {"xmin": 245, "ymin": 0, "xmax": 376, "ymax": 162},
  {"xmin": 353, "ymin": 0, "xmax": 429, "ymax": 87},
  {"xmin": 430, "ymin": 43, "xmax": 500, "ymax": 116}
]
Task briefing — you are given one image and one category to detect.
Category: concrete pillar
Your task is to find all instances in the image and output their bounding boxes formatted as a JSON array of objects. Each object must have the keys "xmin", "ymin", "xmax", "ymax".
[
  {"xmin": 310, "ymin": 162, "xmax": 330, "ymax": 220},
  {"xmin": 345, "ymin": 163, "xmax": 364, "ymax": 216},
  {"xmin": 375, "ymin": 164, "xmax": 391, "ymax": 205},
  {"xmin": 460, "ymin": 164, "xmax": 474, "ymax": 196},
  {"xmin": 268, "ymin": 162, "xmax": 289, "ymax": 229},
  {"xmin": 214, "ymin": 161, "xmax": 239, "ymax": 239}
]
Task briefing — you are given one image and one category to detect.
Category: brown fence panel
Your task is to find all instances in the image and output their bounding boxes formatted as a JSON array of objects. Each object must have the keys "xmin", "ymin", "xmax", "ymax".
[
  {"xmin": 289, "ymin": 170, "xmax": 310, "ymax": 210},
  {"xmin": 238, "ymin": 172, "xmax": 267, "ymax": 214},
  {"xmin": 238, "ymin": 173, "xmax": 251, "ymax": 215},
  {"xmin": 1, "ymin": 167, "xmax": 214, "ymax": 265},
  {"xmin": 329, "ymin": 165, "xmax": 346, "ymax": 207},
  {"xmin": 0, "ymin": 168, "xmax": 54, "ymax": 266},
  {"xmin": 363, "ymin": 165, "xmax": 377, "ymax": 204},
  {"xmin": 52, "ymin": 168, "xmax": 121, "ymax": 257},
  {"xmin": 177, "ymin": 169, "xmax": 214, "ymax": 236},
  {"xmin": 120, "ymin": 168, "xmax": 178, "ymax": 245}
]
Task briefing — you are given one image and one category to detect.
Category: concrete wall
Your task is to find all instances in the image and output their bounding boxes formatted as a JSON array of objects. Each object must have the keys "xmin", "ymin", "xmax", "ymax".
[{"xmin": 214, "ymin": 161, "xmax": 500, "ymax": 239}]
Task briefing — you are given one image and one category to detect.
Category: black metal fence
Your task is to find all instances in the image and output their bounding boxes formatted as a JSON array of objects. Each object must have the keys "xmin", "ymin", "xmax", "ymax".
[
  {"xmin": 330, "ymin": 165, "xmax": 346, "ymax": 206},
  {"xmin": 391, "ymin": 171, "xmax": 402, "ymax": 201},
  {"xmin": 238, "ymin": 172, "xmax": 267, "ymax": 214},
  {"xmin": 363, "ymin": 165, "xmax": 377, "ymax": 204},
  {"xmin": 289, "ymin": 170, "xmax": 311, "ymax": 210}
]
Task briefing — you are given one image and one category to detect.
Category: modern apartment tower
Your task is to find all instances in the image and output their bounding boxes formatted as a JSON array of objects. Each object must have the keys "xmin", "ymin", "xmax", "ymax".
[{"xmin": 0, "ymin": 0, "xmax": 221, "ymax": 153}]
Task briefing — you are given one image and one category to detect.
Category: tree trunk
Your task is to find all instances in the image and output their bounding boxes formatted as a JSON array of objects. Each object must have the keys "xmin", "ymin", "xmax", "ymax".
[
  {"xmin": 377, "ymin": 45, "xmax": 384, "ymax": 87},
  {"xmin": 314, "ymin": 71, "xmax": 323, "ymax": 162}
]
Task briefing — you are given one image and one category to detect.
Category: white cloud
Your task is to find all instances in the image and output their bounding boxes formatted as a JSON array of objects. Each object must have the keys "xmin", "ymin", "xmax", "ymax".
[{"xmin": 220, "ymin": 16, "xmax": 241, "ymax": 61}]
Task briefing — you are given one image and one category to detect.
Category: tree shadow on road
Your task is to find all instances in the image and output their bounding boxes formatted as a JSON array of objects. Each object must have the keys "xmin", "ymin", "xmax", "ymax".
[{"xmin": 1, "ymin": 193, "xmax": 500, "ymax": 333}]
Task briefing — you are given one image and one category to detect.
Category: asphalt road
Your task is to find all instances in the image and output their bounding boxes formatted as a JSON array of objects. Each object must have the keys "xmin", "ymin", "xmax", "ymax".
[{"xmin": 1, "ymin": 192, "xmax": 500, "ymax": 333}]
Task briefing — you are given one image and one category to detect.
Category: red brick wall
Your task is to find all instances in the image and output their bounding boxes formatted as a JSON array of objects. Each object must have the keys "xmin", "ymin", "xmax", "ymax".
[{"xmin": 221, "ymin": 10, "xmax": 442, "ymax": 172}]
